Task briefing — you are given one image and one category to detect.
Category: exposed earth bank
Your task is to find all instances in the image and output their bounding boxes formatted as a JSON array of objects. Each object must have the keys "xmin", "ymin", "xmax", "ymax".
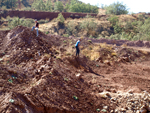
[{"xmin": 0, "ymin": 26, "xmax": 150, "ymax": 113}]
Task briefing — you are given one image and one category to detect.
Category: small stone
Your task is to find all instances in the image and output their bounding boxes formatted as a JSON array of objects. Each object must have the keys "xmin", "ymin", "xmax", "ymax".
[
  {"xmin": 110, "ymin": 110, "xmax": 113, "ymax": 113},
  {"xmin": 128, "ymin": 90, "xmax": 133, "ymax": 94},
  {"xmin": 136, "ymin": 110, "xmax": 140, "ymax": 113},
  {"xmin": 121, "ymin": 108, "xmax": 126, "ymax": 112},
  {"xmin": 115, "ymin": 109, "xmax": 118, "ymax": 113},
  {"xmin": 101, "ymin": 109, "xmax": 107, "ymax": 112},
  {"xmin": 96, "ymin": 108, "xmax": 100, "ymax": 112},
  {"xmin": 9, "ymin": 99, "xmax": 14, "ymax": 103},
  {"xmin": 103, "ymin": 106, "xmax": 108, "ymax": 110},
  {"xmin": 76, "ymin": 73, "xmax": 81, "ymax": 77}
]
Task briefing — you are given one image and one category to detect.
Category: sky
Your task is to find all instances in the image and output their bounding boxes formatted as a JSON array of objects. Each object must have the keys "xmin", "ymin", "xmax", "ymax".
[{"xmin": 79, "ymin": 0, "xmax": 150, "ymax": 13}]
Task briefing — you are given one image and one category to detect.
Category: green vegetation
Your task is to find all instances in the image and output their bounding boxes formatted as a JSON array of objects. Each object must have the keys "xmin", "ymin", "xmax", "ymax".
[
  {"xmin": 104, "ymin": 1, "xmax": 128, "ymax": 15},
  {"xmin": 38, "ymin": 19, "xmax": 50, "ymax": 24},
  {"xmin": 31, "ymin": 0, "xmax": 99, "ymax": 13},
  {"xmin": 31, "ymin": 0, "xmax": 52, "ymax": 11},
  {"xmin": 1, "ymin": 0, "xmax": 150, "ymax": 41},
  {"xmin": 0, "ymin": 0, "xmax": 17, "ymax": 9},
  {"xmin": 107, "ymin": 15, "xmax": 150, "ymax": 41},
  {"xmin": 68, "ymin": 0, "xmax": 98, "ymax": 13},
  {"xmin": 49, "ymin": 13, "xmax": 150, "ymax": 41},
  {"xmin": 54, "ymin": 1, "xmax": 64, "ymax": 12},
  {"xmin": 6, "ymin": 17, "xmax": 34, "ymax": 29},
  {"xmin": 56, "ymin": 13, "xmax": 65, "ymax": 25},
  {"xmin": 0, "ymin": 16, "xmax": 50, "ymax": 29},
  {"xmin": 45, "ymin": 31, "xmax": 49, "ymax": 34},
  {"xmin": 80, "ymin": 19, "xmax": 98, "ymax": 37},
  {"xmin": 66, "ymin": 20, "xmax": 78, "ymax": 35},
  {"xmin": 0, "ymin": 0, "xmax": 98, "ymax": 13}
]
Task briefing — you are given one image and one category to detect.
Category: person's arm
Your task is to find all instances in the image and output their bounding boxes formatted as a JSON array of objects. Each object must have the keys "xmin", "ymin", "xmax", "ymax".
[{"xmin": 78, "ymin": 43, "xmax": 80, "ymax": 49}]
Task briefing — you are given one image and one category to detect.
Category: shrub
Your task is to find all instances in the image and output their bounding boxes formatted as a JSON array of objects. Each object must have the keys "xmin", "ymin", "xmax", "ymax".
[
  {"xmin": 104, "ymin": 1, "xmax": 128, "ymax": 15},
  {"xmin": 66, "ymin": 20, "xmax": 78, "ymax": 35},
  {"xmin": 80, "ymin": 19, "xmax": 97, "ymax": 31},
  {"xmin": 56, "ymin": 13, "xmax": 65, "ymax": 25},
  {"xmin": 46, "ymin": 31, "xmax": 49, "ymax": 34},
  {"xmin": 68, "ymin": 1, "xmax": 98, "ymax": 13},
  {"xmin": 8, "ymin": 17, "xmax": 21, "ymax": 29},
  {"xmin": 63, "ymin": 34, "xmax": 69, "ymax": 37},
  {"xmin": 114, "ymin": 24, "xmax": 123, "ymax": 33},
  {"xmin": 32, "ymin": 0, "xmax": 46, "ymax": 11},
  {"xmin": 38, "ymin": 19, "xmax": 50, "ymax": 24},
  {"xmin": 108, "ymin": 15, "xmax": 119, "ymax": 26},
  {"xmin": 0, "ymin": 6, "xmax": 7, "ymax": 10},
  {"xmin": 54, "ymin": 1, "xmax": 64, "ymax": 12},
  {"xmin": 8, "ymin": 17, "xmax": 34, "ymax": 29},
  {"xmin": 80, "ymin": 19, "xmax": 98, "ymax": 37},
  {"xmin": 109, "ymin": 34, "xmax": 121, "ymax": 40}
]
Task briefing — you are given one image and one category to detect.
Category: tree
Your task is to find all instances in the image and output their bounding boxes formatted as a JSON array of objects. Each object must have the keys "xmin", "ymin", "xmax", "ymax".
[
  {"xmin": 21, "ymin": 0, "xmax": 30, "ymax": 7},
  {"xmin": 32, "ymin": 0, "xmax": 46, "ymax": 11},
  {"xmin": 104, "ymin": 2, "xmax": 128, "ymax": 15},
  {"xmin": 56, "ymin": 13, "xmax": 65, "ymax": 25},
  {"xmin": 54, "ymin": 1, "xmax": 64, "ymax": 12},
  {"xmin": 64, "ymin": 3, "xmax": 70, "ymax": 12},
  {"xmin": 0, "ymin": 0, "xmax": 5, "ymax": 7},
  {"xmin": 45, "ymin": 0, "xmax": 52, "ymax": 11},
  {"xmin": 4, "ymin": 0, "xmax": 17, "ymax": 9},
  {"xmin": 68, "ymin": 1, "xmax": 98, "ymax": 13}
]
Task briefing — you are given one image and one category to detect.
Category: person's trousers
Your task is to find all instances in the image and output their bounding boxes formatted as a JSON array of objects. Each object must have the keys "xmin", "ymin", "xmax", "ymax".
[
  {"xmin": 76, "ymin": 46, "xmax": 80, "ymax": 56},
  {"xmin": 32, "ymin": 26, "xmax": 39, "ymax": 36}
]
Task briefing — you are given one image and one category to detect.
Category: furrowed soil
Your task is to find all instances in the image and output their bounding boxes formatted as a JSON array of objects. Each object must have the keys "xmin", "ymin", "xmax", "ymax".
[{"xmin": 0, "ymin": 26, "xmax": 150, "ymax": 113}]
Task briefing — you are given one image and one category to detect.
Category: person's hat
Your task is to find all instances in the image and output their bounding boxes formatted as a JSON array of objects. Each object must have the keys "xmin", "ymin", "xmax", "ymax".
[{"xmin": 35, "ymin": 19, "xmax": 37, "ymax": 21}]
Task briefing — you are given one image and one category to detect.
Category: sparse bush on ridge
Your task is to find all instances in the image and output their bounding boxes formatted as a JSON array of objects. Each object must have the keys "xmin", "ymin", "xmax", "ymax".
[
  {"xmin": 8, "ymin": 17, "xmax": 34, "ymax": 29},
  {"xmin": 38, "ymin": 19, "xmax": 50, "ymax": 24},
  {"xmin": 108, "ymin": 15, "xmax": 119, "ymax": 26},
  {"xmin": 79, "ymin": 19, "xmax": 98, "ymax": 37},
  {"xmin": 1, "ymin": 16, "xmax": 50, "ymax": 29},
  {"xmin": 66, "ymin": 20, "xmax": 78, "ymax": 35},
  {"xmin": 54, "ymin": 1, "xmax": 64, "ymax": 12},
  {"xmin": 0, "ymin": 0, "xmax": 17, "ymax": 10},
  {"xmin": 56, "ymin": 13, "xmax": 65, "ymax": 25},
  {"xmin": 104, "ymin": 1, "xmax": 128, "ymax": 15},
  {"xmin": 80, "ymin": 19, "xmax": 97, "ymax": 31}
]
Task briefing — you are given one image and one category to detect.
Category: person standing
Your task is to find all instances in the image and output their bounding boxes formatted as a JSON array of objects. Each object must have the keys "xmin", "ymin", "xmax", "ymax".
[
  {"xmin": 75, "ymin": 38, "xmax": 81, "ymax": 57},
  {"xmin": 32, "ymin": 19, "xmax": 39, "ymax": 37}
]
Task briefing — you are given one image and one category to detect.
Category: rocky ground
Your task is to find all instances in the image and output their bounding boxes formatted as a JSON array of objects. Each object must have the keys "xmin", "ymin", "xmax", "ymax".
[{"xmin": 0, "ymin": 26, "xmax": 150, "ymax": 113}]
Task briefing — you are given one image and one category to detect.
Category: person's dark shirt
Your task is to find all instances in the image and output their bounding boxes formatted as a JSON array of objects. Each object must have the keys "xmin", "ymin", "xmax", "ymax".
[{"xmin": 35, "ymin": 22, "xmax": 39, "ymax": 28}]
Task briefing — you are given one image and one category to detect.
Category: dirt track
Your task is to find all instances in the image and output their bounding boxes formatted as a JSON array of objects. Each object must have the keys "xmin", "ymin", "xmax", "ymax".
[{"xmin": 0, "ymin": 26, "xmax": 150, "ymax": 113}]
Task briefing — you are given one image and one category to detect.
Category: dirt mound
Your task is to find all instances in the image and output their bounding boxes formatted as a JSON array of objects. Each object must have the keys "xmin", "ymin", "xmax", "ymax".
[
  {"xmin": 0, "ymin": 26, "xmax": 57, "ymax": 64},
  {"xmin": 0, "ymin": 26, "xmax": 116, "ymax": 113},
  {"xmin": 1, "ymin": 26, "xmax": 150, "ymax": 113},
  {"xmin": 0, "ymin": 56, "xmax": 115, "ymax": 113}
]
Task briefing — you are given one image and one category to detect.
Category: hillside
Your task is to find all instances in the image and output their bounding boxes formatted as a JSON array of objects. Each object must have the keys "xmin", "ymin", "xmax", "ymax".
[
  {"xmin": 38, "ymin": 12, "xmax": 150, "ymax": 41},
  {"xmin": 20, "ymin": 0, "xmax": 72, "ymax": 7},
  {"xmin": 0, "ymin": 26, "xmax": 150, "ymax": 113}
]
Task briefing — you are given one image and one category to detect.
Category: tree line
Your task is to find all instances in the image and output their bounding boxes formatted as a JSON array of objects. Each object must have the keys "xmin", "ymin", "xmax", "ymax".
[
  {"xmin": 0, "ymin": 0, "xmax": 17, "ymax": 9},
  {"xmin": 31, "ymin": 0, "xmax": 99, "ymax": 13},
  {"xmin": 0, "ymin": 0, "xmax": 129, "ymax": 15},
  {"xmin": 0, "ymin": 0, "xmax": 99, "ymax": 14}
]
